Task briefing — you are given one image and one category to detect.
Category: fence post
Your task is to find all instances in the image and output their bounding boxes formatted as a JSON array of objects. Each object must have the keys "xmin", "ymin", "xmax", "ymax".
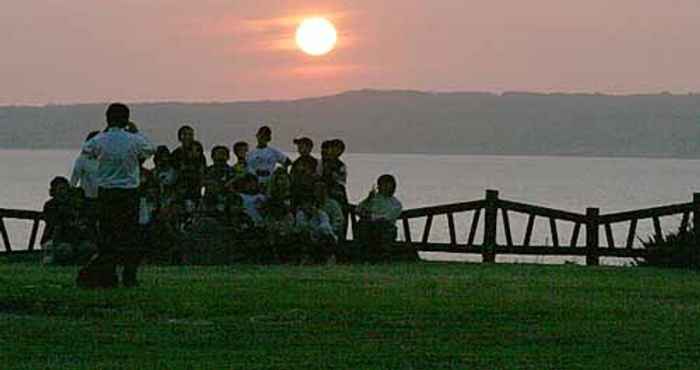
[
  {"xmin": 483, "ymin": 190, "xmax": 498, "ymax": 263},
  {"xmin": 586, "ymin": 207, "xmax": 600, "ymax": 266},
  {"xmin": 692, "ymin": 193, "xmax": 700, "ymax": 264}
]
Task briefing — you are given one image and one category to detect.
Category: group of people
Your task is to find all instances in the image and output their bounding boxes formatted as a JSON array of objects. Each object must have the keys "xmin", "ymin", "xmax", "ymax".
[{"xmin": 40, "ymin": 103, "xmax": 407, "ymax": 288}]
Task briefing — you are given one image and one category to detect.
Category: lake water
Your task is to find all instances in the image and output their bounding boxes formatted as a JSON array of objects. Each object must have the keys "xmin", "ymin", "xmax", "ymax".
[{"xmin": 3, "ymin": 149, "xmax": 700, "ymax": 265}]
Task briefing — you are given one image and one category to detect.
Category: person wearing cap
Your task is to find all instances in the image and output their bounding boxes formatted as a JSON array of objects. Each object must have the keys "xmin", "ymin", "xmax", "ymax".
[
  {"xmin": 290, "ymin": 136, "xmax": 320, "ymax": 210},
  {"xmin": 247, "ymin": 126, "xmax": 291, "ymax": 188}
]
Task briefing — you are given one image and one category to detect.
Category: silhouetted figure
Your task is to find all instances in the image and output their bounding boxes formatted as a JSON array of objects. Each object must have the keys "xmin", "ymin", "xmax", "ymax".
[
  {"xmin": 290, "ymin": 136, "xmax": 320, "ymax": 210},
  {"xmin": 322, "ymin": 139, "xmax": 349, "ymax": 238},
  {"xmin": 230, "ymin": 141, "xmax": 249, "ymax": 188},
  {"xmin": 202, "ymin": 145, "xmax": 234, "ymax": 213},
  {"xmin": 295, "ymin": 193, "xmax": 337, "ymax": 263},
  {"xmin": 41, "ymin": 177, "xmax": 94, "ymax": 264},
  {"xmin": 77, "ymin": 103, "xmax": 155, "ymax": 288},
  {"xmin": 70, "ymin": 130, "xmax": 101, "ymax": 239},
  {"xmin": 70, "ymin": 130, "xmax": 101, "ymax": 201},
  {"xmin": 247, "ymin": 126, "xmax": 291, "ymax": 188},
  {"xmin": 172, "ymin": 125, "xmax": 206, "ymax": 208},
  {"xmin": 357, "ymin": 174, "xmax": 403, "ymax": 262}
]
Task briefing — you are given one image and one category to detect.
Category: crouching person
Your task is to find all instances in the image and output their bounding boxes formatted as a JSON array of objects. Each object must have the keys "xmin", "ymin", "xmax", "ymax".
[
  {"xmin": 41, "ymin": 177, "xmax": 95, "ymax": 265},
  {"xmin": 356, "ymin": 174, "xmax": 409, "ymax": 262}
]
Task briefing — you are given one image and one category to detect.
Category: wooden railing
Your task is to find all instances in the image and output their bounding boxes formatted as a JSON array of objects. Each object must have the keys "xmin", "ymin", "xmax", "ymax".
[
  {"xmin": 0, "ymin": 208, "xmax": 44, "ymax": 254},
  {"xmin": 4, "ymin": 190, "xmax": 700, "ymax": 265},
  {"xmin": 348, "ymin": 190, "xmax": 700, "ymax": 265}
]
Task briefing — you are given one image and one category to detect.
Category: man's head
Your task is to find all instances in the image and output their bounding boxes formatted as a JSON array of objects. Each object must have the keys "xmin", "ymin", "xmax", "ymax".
[
  {"xmin": 211, "ymin": 145, "xmax": 230, "ymax": 164},
  {"xmin": 330, "ymin": 139, "xmax": 345, "ymax": 158},
  {"xmin": 105, "ymin": 103, "xmax": 130, "ymax": 128},
  {"xmin": 177, "ymin": 125, "xmax": 195, "ymax": 147},
  {"xmin": 293, "ymin": 137, "xmax": 313, "ymax": 156},
  {"xmin": 154, "ymin": 145, "xmax": 171, "ymax": 167},
  {"xmin": 49, "ymin": 176, "xmax": 71, "ymax": 199},
  {"xmin": 321, "ymin": 140, "xmax": 331, "ymax": 159},
  {"xmin": 233, "ymin": 141, "xmax": 249, "ymax": 161},
  {"xmin": 377, "ymin": 174, "xmax": 397, "ymax": 197},
  {"xmin": 256, "ymin": 126, "xmax": 272, "ymax": 147}
]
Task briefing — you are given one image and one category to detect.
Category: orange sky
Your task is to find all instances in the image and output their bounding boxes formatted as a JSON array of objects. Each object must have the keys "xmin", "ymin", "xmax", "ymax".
[{"xmin": 2, "ymin": 0, "xmax": 700, "ymax": 105}]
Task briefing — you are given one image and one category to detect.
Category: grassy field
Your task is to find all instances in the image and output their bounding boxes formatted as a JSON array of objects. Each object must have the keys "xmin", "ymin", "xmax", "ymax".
[{"xmin": 1, "ymin": 260, "xmax": 700, "ymax": 369}]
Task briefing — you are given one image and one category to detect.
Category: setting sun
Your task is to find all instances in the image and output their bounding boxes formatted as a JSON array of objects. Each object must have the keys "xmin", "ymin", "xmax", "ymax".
[{"xmin": 295, "ymin": 17, "xmax": 337, "ymax": 56}]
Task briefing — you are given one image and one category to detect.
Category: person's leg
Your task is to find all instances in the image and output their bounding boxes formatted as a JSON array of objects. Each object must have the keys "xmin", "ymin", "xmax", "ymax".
[
  {"xmin": 115, "ymin": 189, "xmax": 141, "ymax": 287},
  {"xmin": 77, "ymin": 188, "xmax": 118, "ymax": 288}
]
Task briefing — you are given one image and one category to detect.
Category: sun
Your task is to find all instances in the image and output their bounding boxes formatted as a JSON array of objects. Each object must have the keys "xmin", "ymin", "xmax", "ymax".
[{"xmin": 295, "ymin": 17, "xmax": 337, "ymax": 56}]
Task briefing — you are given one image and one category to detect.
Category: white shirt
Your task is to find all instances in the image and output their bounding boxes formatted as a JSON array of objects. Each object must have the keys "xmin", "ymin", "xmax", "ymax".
[
  {"xmin": 295, "ymin": 209, "xmax": 337, "ymax": 242},
  {"xmin": 70, "ymin": 153, "xmax": 99, "ymax": 199},
  {"xmin": 240, "ymin": 193, "xmax": 267, "ymax": 225},
  {"xmin": 81, "ymin": 127, "xmax": 155, "ymax": 189},
  {"xmin": 247, "ymin": 146, "xmax": 289, "ymax": 183}
]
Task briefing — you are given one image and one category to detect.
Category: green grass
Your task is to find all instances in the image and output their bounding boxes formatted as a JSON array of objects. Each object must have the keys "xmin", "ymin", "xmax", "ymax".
[{"xmin": 1, "ymin": 261, "xmax": 700, "ymax": 369}]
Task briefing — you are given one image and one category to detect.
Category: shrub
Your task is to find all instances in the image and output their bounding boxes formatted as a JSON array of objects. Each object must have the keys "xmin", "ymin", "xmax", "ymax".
[{"xmin": 637, "ymin": 227, "xmax": 700, "ymax": 269}]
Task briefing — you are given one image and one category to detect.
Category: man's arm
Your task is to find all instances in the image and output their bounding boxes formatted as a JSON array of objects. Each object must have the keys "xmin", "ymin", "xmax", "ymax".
[
  {"xmin": 81, "ymin": 136, "xmax": 100, "ymax": 159},
  {"xmin": 383, "ymin": 199, "xmax": 403, "ymax": 223},
  {"xmin": 134, "ymin": 133, "xmax": 156, "ymax": 161},
  {"xmin": 69, "ymin": 157, "xmax": 83, "ymax": 187},
  {"xmin": 274, "ymin": 148, "xmax": 292, "ymax": 169}
]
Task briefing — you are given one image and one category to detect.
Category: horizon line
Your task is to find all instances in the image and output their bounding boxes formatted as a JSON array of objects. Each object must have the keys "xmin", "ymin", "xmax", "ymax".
[{"xmin": 2, "ymin": 88, "xmax": 699, "ymax": 108}]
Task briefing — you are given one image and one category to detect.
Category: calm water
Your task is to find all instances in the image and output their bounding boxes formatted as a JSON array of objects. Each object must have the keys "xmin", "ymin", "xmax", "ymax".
[{"xmin": 3, "ymin": 149, "xmax": 700, "ymax": 265}]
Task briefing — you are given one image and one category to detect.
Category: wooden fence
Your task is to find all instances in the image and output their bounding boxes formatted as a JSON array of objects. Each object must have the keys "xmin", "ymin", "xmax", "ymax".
[
  {"xmin": 348, "ymin": 190, "xmax": 700, "ymax": 265},
  {"xmin": 0, "ymin": 208, "xmax": 43, "ymax": 254},
  {"xmin": 3, "ymin": 190, "xmax": 700, "ymax": 265}
]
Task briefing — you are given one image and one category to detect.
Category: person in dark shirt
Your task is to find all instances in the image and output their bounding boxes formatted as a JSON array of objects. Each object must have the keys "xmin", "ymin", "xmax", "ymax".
[
  {"xmin": 171, "ymin": 125, "xmax": 207, "ymax": 208},
  {"xmin": 41, "ymin": 177, "xmax": 79, "ymax": 246},
  {"xmin": 203, "ymin": 145, "xmax": 234, "ymax": 213},
  {"xmin": 290, "ymin": 136, "xmax": 320, "ymax": 210},
  {"xmin": 322, "ymin": 139, "xmax": 349, "ymax": 221}
]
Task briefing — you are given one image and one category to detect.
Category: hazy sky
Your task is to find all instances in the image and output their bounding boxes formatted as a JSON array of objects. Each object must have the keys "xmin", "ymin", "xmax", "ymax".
[{"xmin": 3, "ymin": 0, "xmax": 700, "ymax": 105}]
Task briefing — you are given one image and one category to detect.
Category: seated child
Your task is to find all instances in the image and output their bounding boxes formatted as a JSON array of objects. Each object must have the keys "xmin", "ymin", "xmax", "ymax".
[
  {"xmin": 356, "ymin": 174, "xmax": 403, "ymax": 261},
  {"xmin": 314, "ymin": 181, "xmax": 345, "ymax": 241},
  {"xmin": 295, "ymin": 199, "xmax": 338, "ymax": 263},
  {"xmin": 40, "ymin": 177, "xmax": 94, "ymax": 264},
  {"xmin": 230, "ymin": 141, "xmax": 249, "ymax": 184},
  {"xmin": 238, "ymin": 173, "xmax": 267, "ymax": 226}
]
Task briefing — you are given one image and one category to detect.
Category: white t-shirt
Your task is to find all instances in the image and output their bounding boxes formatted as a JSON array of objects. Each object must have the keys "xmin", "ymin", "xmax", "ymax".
[
  {"xmin": 247, "ymin": 146, "xmax": 289, "ymax": 183},
  {"xmin": 82, "ymin": 127, "xmax": 155, "ymax": 189},
  {"xmin": 70, "ymin": 153, "xmax": 99, "ymax": 199}
]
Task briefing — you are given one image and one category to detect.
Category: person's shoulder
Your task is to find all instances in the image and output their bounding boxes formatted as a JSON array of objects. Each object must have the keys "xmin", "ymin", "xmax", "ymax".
[
  {"xmin": 270, "ymin": 146, "xmax": 288, "ymax": 157},
  {"xmin": 171, "ymin": 147, "xmax": 183, "ymax": 157},
  {"xmin": 391, "ymin": 196, "xmax": 402, "ymax": 207}
]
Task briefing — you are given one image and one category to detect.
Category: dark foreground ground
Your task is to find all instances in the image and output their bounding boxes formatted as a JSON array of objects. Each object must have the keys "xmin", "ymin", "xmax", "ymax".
[{"xmin": 1, "ymin": 261, "xmax": 699, "ymax": 369}]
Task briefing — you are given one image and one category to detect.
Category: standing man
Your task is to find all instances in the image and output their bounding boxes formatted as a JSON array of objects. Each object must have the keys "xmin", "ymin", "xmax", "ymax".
[
  {"xmin": 77, "ymin": 103, "xmax": 155, "ymax": 288},
  {"xmin": 247, "ymin": 126, "xmax": 292, "ymax": 189}
]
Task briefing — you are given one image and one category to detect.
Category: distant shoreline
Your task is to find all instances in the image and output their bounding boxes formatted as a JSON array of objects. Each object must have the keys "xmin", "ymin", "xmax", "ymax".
[{"xmin": 2, "ymin": 147, "xmax": 699, "ymax": 161}]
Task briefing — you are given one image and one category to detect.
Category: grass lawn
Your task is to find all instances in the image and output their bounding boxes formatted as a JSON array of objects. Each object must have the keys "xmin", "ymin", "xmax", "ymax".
[{"xmin": 1, "ymin": 260, "xmax": 700, "ymax": 369}]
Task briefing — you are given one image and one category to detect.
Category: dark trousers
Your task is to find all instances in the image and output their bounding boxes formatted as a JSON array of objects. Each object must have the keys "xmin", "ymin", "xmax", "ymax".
[{"xmin": 78, "ymin": 188, "xmax": 142, "ymax": 287}]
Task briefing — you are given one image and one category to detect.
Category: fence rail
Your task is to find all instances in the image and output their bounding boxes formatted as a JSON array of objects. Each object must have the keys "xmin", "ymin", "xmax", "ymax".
[
  {"xmin": 4, "ymin": 190, "xmax": 700, "ymax": 265},
  {"xmin": 348, "ymin": 190, "xmax": 700, "ymax": 265}
]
